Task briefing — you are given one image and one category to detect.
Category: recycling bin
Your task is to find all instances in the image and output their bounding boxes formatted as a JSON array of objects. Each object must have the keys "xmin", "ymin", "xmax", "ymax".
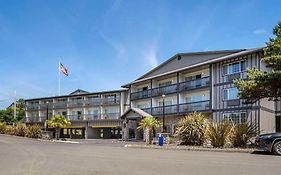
[{"xmin": 158, "ymin": 134, "xmax": 164, "ymax": 146}]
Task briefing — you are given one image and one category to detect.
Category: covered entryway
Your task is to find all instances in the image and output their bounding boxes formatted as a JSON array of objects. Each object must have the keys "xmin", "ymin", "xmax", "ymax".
[
  {"xmin": 60, "ymin": 126, "xmax": 85, "ymax": 139},
  {"xmin": 121, "ymin": 108, "xmax": 153, "ymax": 140},
  {"xmin": 87, "ymin": 119, "xmax": 122, "ymax": 139}
]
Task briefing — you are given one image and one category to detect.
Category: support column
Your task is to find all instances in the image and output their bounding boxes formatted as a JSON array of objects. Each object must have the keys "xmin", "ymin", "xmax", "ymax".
[{"xmin": 122, "ymin": 119, "xmax": 129, "ymax": 140}]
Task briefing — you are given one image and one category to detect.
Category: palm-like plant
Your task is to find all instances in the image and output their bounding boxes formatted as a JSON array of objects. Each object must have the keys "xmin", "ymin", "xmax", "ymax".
[
  {"xmin": 47, "ymin": 115, "xmax": 70, "ymax": 140},
  {"xmin": 207, "ymin": 122, "xmax": 232, "ymax": 148},
  {"xmin": 230, "ymin": 122, "xmax": 258, "ymax": 147},
  {"xmin": 137, "ymin": 117, "xmax": 160, "ymax": 144},
  {"xmin": 175, "ymin": 112, "xmax": 208, "ymax": 146}
]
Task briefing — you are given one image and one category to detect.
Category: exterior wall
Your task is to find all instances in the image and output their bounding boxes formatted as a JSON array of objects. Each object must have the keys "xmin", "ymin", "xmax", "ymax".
[
  {"xmin": 142, "ymin": 52, "xmax": 238, "ymax": 79},
  {"xmin": 211, "ymin": 52, "xmax": 261, "ymax": 125},
  {"xmin": 25, "ymin": 90, "xmax": 129, "ymax": 138},
  {"xmin": 260, "ymin": 109, "xmax": 276, "ymax": 134}
]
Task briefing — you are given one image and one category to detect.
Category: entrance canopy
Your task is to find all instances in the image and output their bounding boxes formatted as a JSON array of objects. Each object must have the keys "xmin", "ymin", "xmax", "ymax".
[{"xmin": 121, "ymin": 108, "xmax": 153, "ymax": 120}]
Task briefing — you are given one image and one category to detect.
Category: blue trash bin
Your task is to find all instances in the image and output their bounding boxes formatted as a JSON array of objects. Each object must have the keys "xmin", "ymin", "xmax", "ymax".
[{"xmin": 158, "ymin": 134, "xmax": 164, "ymax": 146}]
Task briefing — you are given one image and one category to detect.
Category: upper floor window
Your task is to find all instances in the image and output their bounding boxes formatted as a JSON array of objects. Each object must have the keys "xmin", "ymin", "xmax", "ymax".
[
  {"xmin": 185, "ymin": 74, "xmax": 202, "ymax": 81},
  {"xmin": 223, "ymin": 112, "xmax": 247, "ymax": 124},
  {"xmin": 223, "ymin": 88, "xmax": 238, "ymax": 100},
  {"xmin": 224, "ymin": 60, "xmax": 246, "ymax": 75},
  {"xmin": 137, "ymin": 86, "xmax": 148, "ymax": 92},
  {"xmin": 158, "ymin": 81, "xmax": 172, "ymax": 87},
  {"xmin": 158, "ymin": 100, "xmax": 172, "ymax": 106},
  {"xmin": 185, "ymin": 95, "xmax": 206, "ymax": 103},
  {"xmin": 137, "ymin": 104, "xmax": 149, "ymax": 109}
]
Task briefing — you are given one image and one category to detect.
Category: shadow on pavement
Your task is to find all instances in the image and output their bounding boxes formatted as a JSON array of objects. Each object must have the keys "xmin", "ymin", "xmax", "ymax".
[{"xmin": 251, "ymin": 150, "xmax": 273, "ymax": 156}]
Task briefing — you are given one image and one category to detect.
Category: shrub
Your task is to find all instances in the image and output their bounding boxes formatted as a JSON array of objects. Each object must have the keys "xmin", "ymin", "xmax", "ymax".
[
  {"xmin": 175, "ymin": 112, "xmax": 208, "ymax": 146},
  {"xmin": 27, "ymin": 125, "xmax": 42, "ymax": 138},
  {"xmin": 5, "ymin": 125, "xmax": 15, "ymax": 135},
  {"xmin": 0, "ymin": 122, "xmax": 7, "ymax": 134},
  {"xmin": 207, "ymin": 122, "xmax": 232, "ymax": 148},
  {"xmin": 230, "ymin": 122, "xmax": 258, "ymax": 148},
  {"xmin": 13, "ymin": 123, "xmax": 28, "ymax": 137}
]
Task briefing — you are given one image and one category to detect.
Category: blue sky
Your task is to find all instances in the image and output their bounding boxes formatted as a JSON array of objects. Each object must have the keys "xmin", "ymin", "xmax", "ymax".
[{"xmin": 0, "ymin": 0, "xmax": 280, "ymax": 109}]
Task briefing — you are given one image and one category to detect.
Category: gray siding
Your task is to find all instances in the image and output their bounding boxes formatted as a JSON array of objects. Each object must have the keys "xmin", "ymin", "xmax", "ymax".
[
  {"xmin": 212, "ymin": 53, "xmax": 260, "ymax": 112},
  {"xmin": 141, "ymin": 52, "xmax": 235, "ymax": 79}
]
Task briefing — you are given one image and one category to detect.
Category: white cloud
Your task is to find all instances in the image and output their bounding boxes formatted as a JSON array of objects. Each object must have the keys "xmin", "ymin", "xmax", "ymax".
[
  {"xmin": 141, "ymin": 40, "xmax": 159, "ymax": 68},
  {"xmin": 253, "ymin": 29, "xmax": 266, "ymax": 35}
]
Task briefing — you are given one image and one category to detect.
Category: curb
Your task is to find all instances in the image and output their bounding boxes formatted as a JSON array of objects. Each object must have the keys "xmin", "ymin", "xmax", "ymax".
[{"xmin": 124, "ymin": 144, "xmax": 256, "ymax": 153}]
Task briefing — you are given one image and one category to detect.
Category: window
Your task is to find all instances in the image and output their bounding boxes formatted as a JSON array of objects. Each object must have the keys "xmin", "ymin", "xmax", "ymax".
[
  {"xmin": 158, "ymin": 81, "xmax": 172, "ymax": 87},
  {"xmin": 223, "ymin": 88, "xmax": 238, "ymax": 100},
  {"xmin": 137, "ymin": 86, "xmax": 148, "ymax": 92},
  {"xmin": 224, "ymin": 60, "xmax": 246, "ymax": 75},
  {"xmin": 158, "ymin": 100, "xmax": 172, "ymax": 106},
  {"xmin": 137, "ymin": 104, "xmax": 149, "ymax": 109},
  {"xmin": 185, "ymin": 95, "xmax": 206, "ymax": 103},
  {"xmin": 185, "ymin": 74, "xmax": 202, "ymax": 81},
  {"xmin": 223, "ymin": 112, "xmax": 247, "ymax": 124}
]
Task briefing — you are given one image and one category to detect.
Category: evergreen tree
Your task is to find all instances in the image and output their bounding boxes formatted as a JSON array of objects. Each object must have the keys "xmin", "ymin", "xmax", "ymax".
[{"xmin": 234, "ymin": 22, "xmax": 281, "ymax": 103}]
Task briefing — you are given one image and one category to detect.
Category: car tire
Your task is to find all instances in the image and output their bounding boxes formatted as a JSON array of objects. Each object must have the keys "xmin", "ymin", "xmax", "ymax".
[{"xmin": 273, "ymin": 141, "xmax": 281, "ymax": 156}]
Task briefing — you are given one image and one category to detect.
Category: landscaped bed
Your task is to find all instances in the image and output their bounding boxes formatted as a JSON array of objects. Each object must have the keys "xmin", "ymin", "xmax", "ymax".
[{"xmin": 124, "ymin": 144, "xmax": 257, "ymax": 153}]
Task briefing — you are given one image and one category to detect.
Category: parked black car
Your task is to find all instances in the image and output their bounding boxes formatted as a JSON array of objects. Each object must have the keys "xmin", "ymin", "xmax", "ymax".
[{"xmin": 255, "ymin": 132, "xmax": 281, "ymax": 155}]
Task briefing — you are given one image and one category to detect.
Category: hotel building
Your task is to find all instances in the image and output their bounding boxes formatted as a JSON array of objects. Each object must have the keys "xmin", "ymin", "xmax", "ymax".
[
  {"xmin": 25, "ymin": 47, "xmax": 281, "ymax": 139},
  {"xmin": 25, "ymin": 89, "xmax": 129, "ymax": 139},
  {"xmin": 121, "ymin": 48, "xmax": 280, "ymax": 140}
]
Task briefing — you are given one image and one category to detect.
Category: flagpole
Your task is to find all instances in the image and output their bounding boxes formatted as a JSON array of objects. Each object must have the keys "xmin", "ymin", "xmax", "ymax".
[{"xmin": 58, "ymin": 60, "xmax": 61, "ymax": 96}]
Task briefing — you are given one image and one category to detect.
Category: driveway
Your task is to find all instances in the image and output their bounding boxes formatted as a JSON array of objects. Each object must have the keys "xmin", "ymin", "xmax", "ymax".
[{"xmin": 0, "ymin": 135, "xmax": 280, "ymax": 175}]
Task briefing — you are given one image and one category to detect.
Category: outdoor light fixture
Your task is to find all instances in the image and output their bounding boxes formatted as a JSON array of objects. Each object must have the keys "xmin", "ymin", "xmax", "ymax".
[
  {"xmin": 162, "ymin": 94, "xmax": 166, "ymax": 133},
  {"xmin": 45, "ymin": 101, "xmax": 49, "ymax": 131}
]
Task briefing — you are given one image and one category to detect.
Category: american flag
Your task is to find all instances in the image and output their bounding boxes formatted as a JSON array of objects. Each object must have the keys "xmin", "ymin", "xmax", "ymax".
[{"xmin": 60, "ymin": 63, "xmax": 68, "ymax": 76}]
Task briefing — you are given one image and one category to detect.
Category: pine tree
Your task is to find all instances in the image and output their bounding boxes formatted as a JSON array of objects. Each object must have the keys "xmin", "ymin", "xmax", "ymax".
[{"xmin": 234, "ymin": 22, "xmax": 281, "ymax": 103}]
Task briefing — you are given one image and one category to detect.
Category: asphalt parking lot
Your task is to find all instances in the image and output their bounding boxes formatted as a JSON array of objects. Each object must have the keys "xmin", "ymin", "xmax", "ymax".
[{"xmin": 0, "ymin": 135, "xmax": 280, "ymax": 175}]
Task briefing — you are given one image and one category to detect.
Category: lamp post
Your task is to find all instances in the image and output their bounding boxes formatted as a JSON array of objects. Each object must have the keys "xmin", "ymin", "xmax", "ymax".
[
  {"xmin": 162, "ymin": 94, "xmax": 166, "ymax": 133},
  {"xmin": 45, "ymin": 101, "xmax": 49, "ymax": 131}
]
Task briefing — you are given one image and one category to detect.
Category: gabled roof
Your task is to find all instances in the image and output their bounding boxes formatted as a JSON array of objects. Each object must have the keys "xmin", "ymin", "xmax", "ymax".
[
  {"xmin": 122, "ymin": 47, "xmax": 264, "ymax": 87},
  {"xmin": 69, "ymin": 89, "xmax": 89, "ymax": 95},
  {"xmin": 121, "ymin": 108, "xmax": 153, "ymax": 119},
  {"xmin": 25, "ymin": 89, "xmax": 128, "ymax": 102},
  {"xmin": 137, "ymin": 49, "xmax": 244, "ymax": 81}
]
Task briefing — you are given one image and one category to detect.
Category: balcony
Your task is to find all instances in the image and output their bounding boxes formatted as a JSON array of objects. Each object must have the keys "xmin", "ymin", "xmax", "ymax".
[
  {"xmin": 178, "ymin": 77, "xmax": 210, "ymax": 92},
  {"xmin": 67, "ymin": 115, "xmax": 84, "ymax": 121},
  {"xmin": 101, "ymin": 113, "xmax": 120, "ymax": 120},
  {"xmin": 68, "ymin": 101, "xmax": 83, "ymax": 108},
  {"xmin": 53, "ymin": 102, "xmax": 67, "ymax": 109},
  {"xmin": 102, "ymin": 98, "xmax": 121, "ymax": 105},
  {"xmin": 84, "ymin": 99, "xmax": 100, "ymax": 107},
  {"xmin": 179, "ymin": 100, "xmax": 210, "ymax": 113},
  {"xmin": 137, "ymin": 100, "xmax": 210, "ymax": 116},
  {"xmin": 39, "ymin": 103, "xmax": 53, "ymax": 110},
  {"xmin": 26, "ymin": 104, "xmax": 39, "ymax": 110},
  {"xmin": 151, "ymin": 84, "xmax": 178, "ymax": 97},
  {"xmin": 151, "ymin": 104, "xmax": 178, "ymax": 116},
  {"xmin": 130, "ymin": 77, "xmax": 210, "ymax": 101},
  {"xmin": 131, "ymin": 90, "xmax": 152, "ymax": 100},
  {"xmin": 84, "ymin": 114, "xmax": 100, "ymax": 120}
]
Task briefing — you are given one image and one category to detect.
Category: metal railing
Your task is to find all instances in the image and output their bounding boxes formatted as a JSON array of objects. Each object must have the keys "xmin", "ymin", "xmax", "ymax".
[
  {"xmin": 151, "ymin": 104, "xmax": 178, "ymax": 115},
  {"xmin": 178, "ymin": 100, "xmax": 210, "ymax": 113},
  {"xmin": 131, "ymin": 90, "xmax": 152, "ymax": 100},
  {"xmin": 138, "ymin": 100, "xmax": 210, "ymax": 116},
  {"xmin": 151, "ymin": 84, "xmax": 178, "ymax": 97},
  {"xmin": 130, "ymin": 77, "xmax": 210, "ymax": 100},
  {"xmin": 53, "ymin": 102, "xmax": 67, "ymax": 109},
  {"xmin": 178, "ymin": 77, "xmax": 210, "ymax": 92}
]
